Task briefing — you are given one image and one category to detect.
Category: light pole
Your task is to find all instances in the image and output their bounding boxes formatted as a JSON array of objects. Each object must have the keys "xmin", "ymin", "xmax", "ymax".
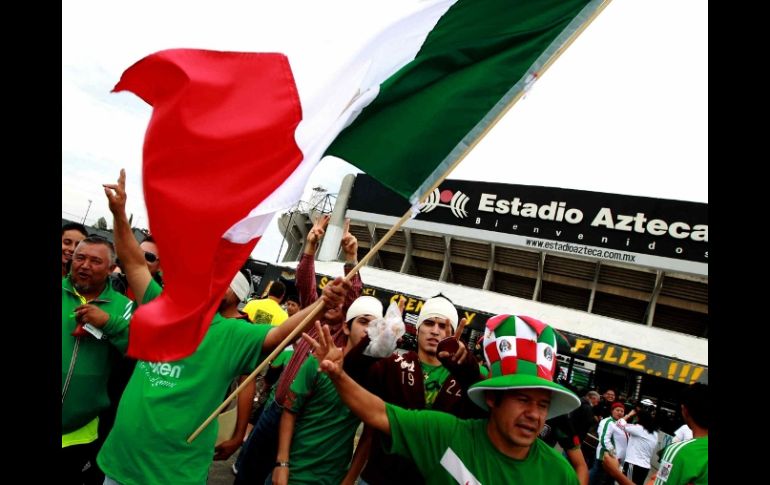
[{"xmin": 82, "ymin": 199, "xmax": 92, "ymax": 224}]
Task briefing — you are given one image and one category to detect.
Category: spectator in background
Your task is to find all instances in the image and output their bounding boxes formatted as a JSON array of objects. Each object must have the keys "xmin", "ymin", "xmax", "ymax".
[
  {"xmin": 243, "ymin": 280, "xmax": 288, "ymax": 325},
  {"xmin": 615, "ymin": 403, "xmax": 659, "ymax": 484},
  {"xmin": 570, "ymin": 390, "xmax": 601, "ymax": 469},
  {"xmin": 284, "ymin": 291, "xmax": 300, "ymax": 317},
  {"xmin": 62, "ymin": 222, "xmax": 89, "ymax": 277},
  {"xmin": 593, "ymin": 388, "xmax": 617, "ymax": 422},
  {"xmin": 571, "ymin": 390, "xmax": 600, "ymax": 442},
  {"xmin": 589, "ymin": 402, "xmax": 628, "ymax": 485},
  {"xmin": 140, "ymin": 234, "xmax": 163, "ymax": 285}
]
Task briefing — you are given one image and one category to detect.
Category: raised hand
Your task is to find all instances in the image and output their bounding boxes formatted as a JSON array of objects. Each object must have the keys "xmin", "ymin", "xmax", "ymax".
[
  {"xmin": 305, "ymin": 214, "xmax": 330, "ymax": 254},
  {"xmin": 340, "ymin": 218, "xmax": 358, "ymax": 262},
  {"xmin": 103, "ymin": 168, "xmax": 127, "ymax": 216},
  {"xmin": 303, "ymin": 322, "xmax": 344, "ymax": 378},
  {"xmin": 438, "ymin": 317, "xmax": 469, "ymax": 364},
  {"xmin": 321, "ymin": 276, "xmax": 351, "ymax": 310}
]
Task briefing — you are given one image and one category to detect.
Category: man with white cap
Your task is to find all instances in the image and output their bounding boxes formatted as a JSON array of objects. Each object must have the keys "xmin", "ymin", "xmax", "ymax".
[
  {"xmin": 212, "ymin": 270, "xmax": 256, "ymax": 462},
  {"xmin": 270, "ymin": 295, "xmax": 383, "ymax": 485},
  {"xmin": 346, "ymin": 294, "xmax": 484, "ymax": 485},
  {"xmin": 306, "ymin": 313, "xmax": 583, "ymax": 484},
  {"xmin": 219, "ymin": 270, "xmax": 251, "ymax": 321}
]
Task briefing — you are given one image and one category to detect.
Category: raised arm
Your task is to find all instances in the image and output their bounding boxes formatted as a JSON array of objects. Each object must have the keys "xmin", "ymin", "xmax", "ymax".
[
  {"xmin": 263, "ymin": 277, "xmax": 349, "ymax": 350},
  {"xmin": 296, "ymin": 214, "xmax": 329, "ymax": 308},
  {"xmin": 103, "ymin": 169, "xmax": 152, "ymax": 303},
  {"xmin": 302, "ymin": 322, "xmax": 390, "ymax": 435},
  {"xmin": 340, "ymin": 218, "xmax": 363, "ymax": 309}
]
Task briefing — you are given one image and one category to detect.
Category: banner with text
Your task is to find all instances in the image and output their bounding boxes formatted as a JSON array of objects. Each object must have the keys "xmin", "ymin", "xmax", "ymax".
[{"xmin": 347, "ymin": 175, "xmax": 708, "ymax": 275}]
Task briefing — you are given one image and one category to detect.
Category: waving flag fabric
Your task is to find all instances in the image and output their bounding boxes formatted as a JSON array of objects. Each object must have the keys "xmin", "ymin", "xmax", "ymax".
[{"xmin": 117, "ymin": 0, "xmax": 605, "ymax": 361}]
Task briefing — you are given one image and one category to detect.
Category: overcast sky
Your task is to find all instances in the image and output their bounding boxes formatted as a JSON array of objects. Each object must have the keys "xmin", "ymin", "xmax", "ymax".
[{"xmin": 62, "ymin": 0, "xmax": 707, "ymax": 262}]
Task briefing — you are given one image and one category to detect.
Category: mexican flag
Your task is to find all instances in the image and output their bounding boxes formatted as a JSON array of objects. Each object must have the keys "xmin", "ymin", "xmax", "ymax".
[{"xmin": 116, "ymin": 0, "xmax": 607, "ymax": 362}]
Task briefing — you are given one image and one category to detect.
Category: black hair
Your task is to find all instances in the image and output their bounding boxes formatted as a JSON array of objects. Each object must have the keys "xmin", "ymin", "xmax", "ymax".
[
  {"xmin": 636, "ymin": 408, "xmax": 659, "ymax": 434},
  {"xmin": 680, "ymin": 382, "xmax": 708, "ymax": 429},
  {"xmin": 268, "ymin": 280, "xmax": 286, "ymax": 299},
  {"xmin": 62, "ymin": 222, "xmax": 89, "ymax": 238}
]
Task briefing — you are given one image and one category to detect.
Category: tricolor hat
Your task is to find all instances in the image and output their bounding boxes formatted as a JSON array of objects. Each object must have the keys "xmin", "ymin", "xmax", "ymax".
[
  {"xmin": 468, "ymin": 314, "xmax": 580, "ymax": 418},
  {"xmin": 416, "ymin": 295, "xmax": 458, "ymax": 331},
  {"xmin": 345, "ymin": 296, "xmax": 383, "ymax": 323}
]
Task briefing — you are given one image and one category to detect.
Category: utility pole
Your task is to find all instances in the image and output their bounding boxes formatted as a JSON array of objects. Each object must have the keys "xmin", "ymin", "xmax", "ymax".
[{"xmin": 82, "ymin": 199, "xmax": 92, "ymax": 225}]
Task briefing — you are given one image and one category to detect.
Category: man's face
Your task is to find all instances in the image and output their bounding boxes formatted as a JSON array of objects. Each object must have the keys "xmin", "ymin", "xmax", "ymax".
[
  {"xmin": 604, "ymin": 390, "xmax": 616, "ymax": 402},
  {"xmin": 611, "ymin": 405, "xmax": 625, "ymax": 420},
  {"xmin": 344, "ymin": 314, "xmax": 376, "ymax": 347},
  {"xmin": 71, "ymin": 242, "xmax": 114, "ymax": 295},
  {"xmin": 285, "ymin": 300, "xmax": 300, "ymax": 316},
  {"xmin": 323, "ymin": 304, "xmax": 344, "ymax": 323},
  {"xmin": 486, "ymin": 388, "xmax": 551, "ymax": 456},
  {"xmin": 417, "ymin": 317, "xmax": 452, "ymax": 355},
  {"xmin": 140, "ymin": 240, "xmax": 161, "ymax": 275},
  {"xmin": 62, "ymin": 229, "xmax": 86, "ymax": 266}
]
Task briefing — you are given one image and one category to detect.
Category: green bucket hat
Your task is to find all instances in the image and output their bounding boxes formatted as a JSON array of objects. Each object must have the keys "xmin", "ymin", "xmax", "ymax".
[{"xmin": 468, "ymin": 314, "xmax": 580, "ymax": 418}]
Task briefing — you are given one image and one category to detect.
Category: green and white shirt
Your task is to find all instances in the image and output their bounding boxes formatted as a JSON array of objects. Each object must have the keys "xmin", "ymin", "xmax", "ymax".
[
  {"xmin": 386, "ymin": 404, "xmax": 579, "ymax": 485},
  {"xmin": 654, "ymin": 436, "xmax": 708, "ymax": 485}
]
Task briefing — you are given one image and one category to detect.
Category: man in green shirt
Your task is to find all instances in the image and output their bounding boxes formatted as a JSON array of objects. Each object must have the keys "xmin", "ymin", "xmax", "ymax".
[
  {"xmin": 306, "ymin": 313, "xmax": 583, "ymax": 484},
  {"xmin": 602, "ymin": 383, "xmax": 708, "ymax": 485},
  {"xmin": 62, "ymin": 235, "xmax": 134, "ymax": 484},
  {"xmin": 271, "ymin": 295, "xmax": 384, "ymax": 485},
  {"xmin": 95, "ymin": 170, "xmax": 350, "ymax": 485}
]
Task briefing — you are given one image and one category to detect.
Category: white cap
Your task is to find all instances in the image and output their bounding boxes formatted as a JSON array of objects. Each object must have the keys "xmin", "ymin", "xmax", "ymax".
[
  {"xmin": 640, "ymin": 398, "xmax": 655, "ymax": 407},
  {"xmin": 230, "ymin": 271, "xmax": 250, "ymax": 302},
  {"xmin": 417, "ymin": 296, "xmax": 458, "ymax": 331},
  {"xmin": 345, "ymin": 296, "xmax": 383, "ymax": 323}
]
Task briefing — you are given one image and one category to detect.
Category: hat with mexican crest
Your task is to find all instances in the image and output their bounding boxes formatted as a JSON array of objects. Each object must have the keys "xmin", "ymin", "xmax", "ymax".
[{"xmin": 468, "ymin": 314, "xmax": 580, "ymax": 418}]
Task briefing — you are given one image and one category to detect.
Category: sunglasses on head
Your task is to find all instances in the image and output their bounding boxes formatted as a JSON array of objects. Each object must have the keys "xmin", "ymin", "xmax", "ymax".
[{"xmin": 144, "ymin": 251, "xmax": 159, "ymax": 263}]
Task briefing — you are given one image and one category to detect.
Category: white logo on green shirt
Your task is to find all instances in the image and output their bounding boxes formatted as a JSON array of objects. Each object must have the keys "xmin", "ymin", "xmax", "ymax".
[{"xmin": 141, "ymin": 361, "xmax": 185, "ymax": 388}]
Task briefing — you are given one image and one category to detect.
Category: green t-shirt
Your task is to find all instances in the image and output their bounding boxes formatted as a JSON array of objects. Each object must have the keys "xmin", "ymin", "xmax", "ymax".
[
  {"xmin": 285, "ymin": 355, "xmax": 360, "ymax": 485},
  {"xmin": 386, "ymin": 404, "xmax": 579, "ymax": 485},
  {"xmin": 421, "ymin": 361, "xmax": 450, "ymax": 409},
  {"xmin": 654, "ymin": 436, "xmax": 708, "ymax": 485},
  {"xmin": 97, "ymin": 280, "xmax": 272, "ymax": 485}
]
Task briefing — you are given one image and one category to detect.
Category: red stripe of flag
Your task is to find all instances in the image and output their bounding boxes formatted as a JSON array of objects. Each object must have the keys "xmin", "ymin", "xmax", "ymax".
[{"xmin": 114, "ymin": 49, "xmax": 303, "ymax": 361}]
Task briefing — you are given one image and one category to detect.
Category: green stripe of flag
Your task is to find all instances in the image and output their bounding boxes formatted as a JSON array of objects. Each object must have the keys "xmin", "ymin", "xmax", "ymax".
[{"xmin": 326, "ymin": 0, "xmax": 604, "ymax": 204}]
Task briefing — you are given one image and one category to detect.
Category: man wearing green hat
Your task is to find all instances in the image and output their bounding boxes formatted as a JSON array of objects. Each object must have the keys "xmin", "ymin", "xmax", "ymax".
[{"xmin": 305, "ymin": 313, "xmax": 582, "ymax": 484}]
